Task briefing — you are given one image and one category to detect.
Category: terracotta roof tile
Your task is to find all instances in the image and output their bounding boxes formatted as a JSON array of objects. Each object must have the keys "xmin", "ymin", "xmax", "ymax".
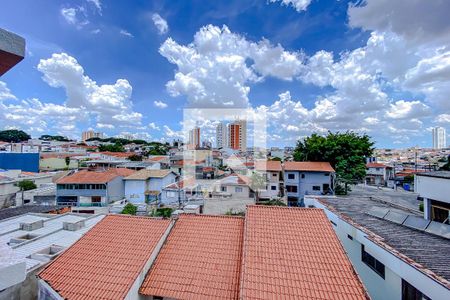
[
  {"xmin": 38, "ymin": 215, "xmax": 171, "ymax": 300},
  {"xmin": 164, "ymin": 177, "xmax": 197, "ymax": 190},
  {"xmin": 139, "ymin": 214, "xmax": 244, "ymax": 299},
  {"xmin": 239, "ymin": 205, "xmax": 368, "ymax": 300},
  {"xmin": 255, "ymin": 160, "xmax": 282, "ymax": 172},
  {"xmin": 366, "ymin": 162, "xmax": 389, "ymax": 168},
  {"xmin": 56, "ymin": 168, "xmax": 135, "ymax": 184},
  {"xmin": 283, "ymin": 161, "xmax": 335, "ymax": 172}
]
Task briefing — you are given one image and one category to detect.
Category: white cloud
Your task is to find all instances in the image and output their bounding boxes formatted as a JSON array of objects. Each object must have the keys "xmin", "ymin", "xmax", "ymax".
[
  {"xmin": 60, "ymin": 7, "xmax": 89, "ymax": 29},
  {"xmin": 163, "ymin": 125, "xmax": 184, "ymax": 139},
  {"xmin": 160, "ymin": 25, "xmax": 303, "ymax": 108},
  {"xmin": 97, "ymin": 123, "xmax": 114, "ymax": 129},
  {"xmin": 436, "ymin": 114, "xmax": 450, "ymax": 124},
  {"xmin": 154, "ymin": 100, "xmax": 168, "ymax": 109},
  {"xmin": 86, "ymin": 0, "xmax": 102, "ymax": 14},
  {"xmin": 148, "ymin": 122, "xmax": 160, "ymax": 130},
  {"xmin": 0, "ymin": 81, "xmax": 17, "ymax": 101},
  {"xmin": 386, "ymin": 100, "xmax": 431, "ymax": 120},
  {"xmin": 120, "ymin": 29, "xmax": 134, "ymax": 38},
  {"xmin": 269, "ymin": 0, "xmax": 312, "ymax": 12},
  {"xmin": 151, "ymin": 13, "xmax": 169, "ymax": 35},
  {"xmin": 60, "ymin": 8, "xmax": 78, "ymax": 25}
]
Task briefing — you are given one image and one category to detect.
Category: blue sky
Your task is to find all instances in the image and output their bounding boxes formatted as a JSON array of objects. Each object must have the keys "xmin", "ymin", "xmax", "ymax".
[{"xmin": 1, "ymin": 0, "xmax": 449, "ymax": 148}]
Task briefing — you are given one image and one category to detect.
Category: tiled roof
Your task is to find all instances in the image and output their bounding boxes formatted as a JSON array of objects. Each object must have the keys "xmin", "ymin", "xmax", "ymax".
[
  {"xmin": 139, "ymin": 214, "xmax": 244, "ymax": 299},
  {"xmin": 38, "ymin": 215, "xmax": 171, "ymax": 300},
  {"xmin": 164, "ymin": 177, "xmax": 197, "ymax": 190},
  {"xmin": 124, "ymin": 169, "xmax": 173, "ymax": 180},
  {"xmin": 283, "ymin": 161, "xmax": 335, "ymax": 172},
  {"xmin": 366, "ymin": 162, "xmax": 388, "ymax": 168},
  {"xmin": 147, "ymin": 156, "xmax": 169, "ymax": 162},
  {"xmin": 255, "ymin": 160, "xmax": 282, "ymax": 172},
  {"xmin": 57, "ymin": 168, "xmax": 135, "ymax": 184},
  {"xmin": 239, "ymin": 205, "xmax": 368, "ymax": 300},
  {"xmin": 98, "ymin": 151, "xmax": 136, "ymax": 158}
]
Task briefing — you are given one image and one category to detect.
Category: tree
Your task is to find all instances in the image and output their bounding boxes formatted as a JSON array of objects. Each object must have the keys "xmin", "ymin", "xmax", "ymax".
[
  {"xmin": 17, "ymin": 180, "xmax": 37, "ymax": 191},
  {"xmin": 128, "ymin": 154, "xmax": 143, "ymax": 161},
  {"xmin": 0, "ymin": 129, "xmax": 31, "ymax": 142},
  {"xmin": 65, "ymin": 156, "xmax": 71, "ymax": 169},
  {"xmin": 40, "ymin": 135, "xmax": 70, "ymax": 142},
  {"xmin": 150, "ymin": 207, "xmax": 173, "ymax": 218},
  {"xmin": 98, "ymin": 143, "xmax": 125, "ymax": 152},
  {"xmin": 269, "ymin": 157, "xmax": 282, "ymax": 161},
  {"xmin": 293, "ymin": 131, "xmax": 374, "ymax": 194},
  {"xmin": 250, "ymin": 172, "xmax": 266, "ymax": 201},
  {"xmin": 121, "ymin": 203, "xmax": 137, "ymax": 215},
  {"xmin": 439, "ymin": 155, "xmax": 450, "ymax": 171}
]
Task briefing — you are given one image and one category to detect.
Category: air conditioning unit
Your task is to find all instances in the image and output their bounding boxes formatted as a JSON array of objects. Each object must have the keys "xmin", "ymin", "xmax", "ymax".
[
  {"xmin": 63, "ymin": 220, "xmax": 85, "ymax": 231},
  {"xmin": 20, "ymin": 220, "xmax": 44, "ymax": 231}
]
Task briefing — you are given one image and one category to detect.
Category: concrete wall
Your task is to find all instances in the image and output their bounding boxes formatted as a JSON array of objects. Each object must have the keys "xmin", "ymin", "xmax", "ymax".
[
  {"xmin": 106, "ymin": 176, "xmax": 126, "ymax": 202},
  {"xmin": 0, "ymin": 267, "xmax": 41, "ymax": 300},
  {"xmin": 285, "ymin": 171, "xmax": 332, "ymax": 199},
  {"xmin": 39, "ymin": 158, "xmax": 78, "ymax": 171},
  {"xmin": 221, "ymin": 185, "xmax": 250, "ymax": 198},
  {"xmin": 125, "ymin": 180, "xmax": 147, "ymax": 204},
  {"xmin": 415, "ymin": 175, "xmax": 450, "ymax": 204}
]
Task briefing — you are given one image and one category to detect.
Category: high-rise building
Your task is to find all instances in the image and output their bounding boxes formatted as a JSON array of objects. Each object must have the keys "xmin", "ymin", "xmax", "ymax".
[
  {"xmin": 216, "ymin": 122, "xmax": 227, "ymax": 148},
  {"xmin": 228, "ymin": 119, "xmax": 247, "ymax": 152},
  {"xmin": 82, "ymin": 130, "xmax": 104, "ymax": 142},
  {"xmin": 189, "ymin": 127, "xmax": 200, "ymax": 148},
  {"xmin": 432, "ymin": 127, "xmax": 446, "ymax": 149}
]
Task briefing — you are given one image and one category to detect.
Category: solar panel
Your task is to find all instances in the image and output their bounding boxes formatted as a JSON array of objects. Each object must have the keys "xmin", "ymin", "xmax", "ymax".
[
  {"xmin": 403, "ymin": 215, "xmax": 431, "ymax": 231},
  {"xmin": 366, "ymin": 207, "xmax": 389, "ymax": 219},
  {"xmin": 425, "ymin": 221, "xmax": 450, "ymax": 239},
  {"xmin": 384, "ymin": 211, "xmax": 409, "ymax": 224}
]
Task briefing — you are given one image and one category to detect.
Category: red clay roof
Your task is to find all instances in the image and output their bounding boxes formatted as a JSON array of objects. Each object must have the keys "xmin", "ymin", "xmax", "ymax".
[
  {"xmin": 239, "ymin": 205, "xmax": 368, "ymax": 300},
  {"xmin": 98, "ymin": 151, "xmax": 136, "ymax": 158},
  {"xmin": 56, "ymin": 168, "xmax": 135, "ymax": 184},
  {"xmin": 38, "ymin": 215, "xmax": 171, "ymax": 300},
  {"xmin": 255, "ymin": 160, "xmax": 282, "ymax": 172},
  {"xmin": 283, "ymin": 161, "xmax": 335, "ymax": 172},
  {"xmin": 366, "ymin": 162, "xmax": 388, "ymax": 168},
  {"xmin": 164, "ymin": 177, "xmax": 197, "ymax": 190},
  {"xmin": 139, "ymin": 214, "xmax": 244, "ymax": 299}
]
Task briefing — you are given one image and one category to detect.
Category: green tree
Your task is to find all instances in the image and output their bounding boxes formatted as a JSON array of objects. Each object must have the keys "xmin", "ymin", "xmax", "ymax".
[
  {"xmin": 293, "ymin": 131, "xmax": 374, "ymax": 194},
  {"xmin": 128, "ymin": 154, "xmax": 143, "ymax": 161},
  {"xmin": 39, "ymin": 135, "xmax": 70, "ymax": 142},
  {"xmin": 121, "ymin": 203, "xmax": 137, "ymax": 215},
  {"xmin": 439, "ymin": 156, "xmax": 450, "ymax": 171},
  {"xmin": 0, "ymin": 129, "xmax": 31, "ymax": 142},
  {"xmin": 150, "ymin": 207, "xmax": 173, "ymax": 218},
  {"xmin": 65, "ymin": 156, "xmax": 71, "ymax": 169},
  {"xmin": 269, "ymin": 157, "xmax": 282, "ymax": 161},
  {"xmin": 98, "ymin": 143, "xmax": 125, "ymax": 152},
  {"xmin": 17, "ymin": 180, "xmax": 37, "ymax": 191}
]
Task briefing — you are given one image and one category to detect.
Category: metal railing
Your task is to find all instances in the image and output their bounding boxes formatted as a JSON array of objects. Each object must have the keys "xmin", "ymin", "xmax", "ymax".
[{"xmin": 57, "ymin": 201, "xmax": 107, "ymax": 207}]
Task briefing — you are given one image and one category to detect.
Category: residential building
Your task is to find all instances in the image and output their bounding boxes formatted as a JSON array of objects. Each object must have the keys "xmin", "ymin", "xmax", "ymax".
[
  {"xmin": 216, "ymin": 122, "xmax": 227, "ymax": 148},
  {"xmin": 365, "ymin": 162, "xmax": 394, "ymax": 187},
  {"xmin": 283, "ymin": 161, "xmax": 335, "ymax": 206},
  {"xmin": 215, "ymin": 173, "xmax": 254, "ymax": 199},
  {"xmin": 124, "ymin": 169, "xmax": 177, "ymax": 204},
  {"xmin": 188, "ymin": 127, "xmax": 200, "ymax": 148},
  {"xmin": 160, "ymin": 177, "xmax": 201, "ymax": 205},
  {"xmin": 55, "ymin": 168, "xmax": 135, "ymax": 213},
  {"xmin": 432, "ymin": 126, "xmax": 446, "ymax": 149},
  {"xmin": 81, "ymin": 130, "xmax": 103, "ymax": 142},
  {"xmin": 227, "ymin": 119, "xmax": 246, "ymax": 152},
  {"xmin": 38, "ymin": 206, "xmax": 368, "ymax": 300},
  {"xmin": 0, "ymin": 27, "xmax": 25, "ymax": 76},
  {"xmin": 415, "ymin": 171, "xmax": 450, "ymax": 223},
  {"xmin": 0, "ymin": 212, "xmax": 104, "ymax": 299},
  {"xmin": 254, "ymin": 160, "xmax": 283, "ymax": 200},
  {"xmin": 305, "ymin": 196, "xmax": 450, "ymax": 300}
]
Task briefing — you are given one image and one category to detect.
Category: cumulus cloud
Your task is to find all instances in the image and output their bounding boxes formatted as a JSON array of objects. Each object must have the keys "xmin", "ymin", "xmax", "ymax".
[
  {"xmin": 160, "ymin": 25, "xmax": 304, "ymax": 108},
  {"xmin": 154, "ymin": 100, "xmax": 168, "ymax": 109},
  {"xmin": 151, "ymin": 13, "xmax": 169, "ymax": 35},
  {"xmin": 148, "ymin": 122, "xmax": 160, "ymax": 130},
  {"xmin": 268, "ymin": 0, "xmax": 312, "ymax": 12}
]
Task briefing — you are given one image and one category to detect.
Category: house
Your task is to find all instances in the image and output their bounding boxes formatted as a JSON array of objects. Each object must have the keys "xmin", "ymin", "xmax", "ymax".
[
  {"xmin": 0, "ymin": 212, "xmax": 104, "ymax": 299},
  {"xmin": 215, "ymin": 173, "xmax": 254, "ymax": 199},
  {"xmin": 38, "ymin": 206, "xmax": 369, "ymax": 300},
  {"xmin": 365, "ymin": 162, "xmax": 394, "ymax": 187},
  {"xmin": 160, "ymin": 177, "xmax": 201, "ymax": 205},
  {"xmin": 415, "ymin": 171, "xmax": 450, "ymax": 223},
  {"xmin": 283, "ymin": 161, "xmax": 335, "ymax": 206},
  {"xmin": 254, "ymin": 160, "xmax": 283, "ymax": 200},
  {"xmin": 123, "ymin": 169, "xmax": 177, "ymax": 204},
  {"xmin": 55, "ymin": 168, "xmax": 135, "ymax": 213},
  {"xmin": 305, "ymin": 196, "xmax": 450, "ymax": 300}
]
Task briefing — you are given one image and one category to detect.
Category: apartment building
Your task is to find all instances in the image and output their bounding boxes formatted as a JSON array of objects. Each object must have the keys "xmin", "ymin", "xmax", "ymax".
[
  {"xmin": 216, "ymin": 122, "xmax": 227, "ymax": 148},
  {"xmin": 81, "ymin": 130, "xmax": 103, "ymax": 142},
  {"xmin": 284, "ymin": 161, "xmax": 335, "ymax": 206},
  {"xmin": 254, "ymin": 160, "xmax": 283, "ymax": 200},
  {"xmin": 415, "ymin": 171, "xmax": 450, "ymax": 223},
  {"xmin": 227, "ymin": 119, "xmax": 246, "ymax": 152},
  {"xmin": 188, "ymin": 127, "xmax": 200, "ymax": 149},
  {"xmin": 365, "ymin": 162, "xmax": 394, "ymax": 187},
  {"xmin": 432, "ymin": 126, "xmax": 446, "ymax": 149}
]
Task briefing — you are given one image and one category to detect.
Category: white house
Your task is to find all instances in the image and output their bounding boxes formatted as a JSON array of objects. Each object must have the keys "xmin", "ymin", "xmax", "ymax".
[
  {"xmin": 254, "ymin": 160, "xmax": 283, "ymax": 200},
  {"xmin": 366, "ymin": 163, "xmax": 394, "ymax": 187},
  {"xmin": 124, "ymin": 169, "xmax": 177, "ymax": 204},
  {"xmin": 305, "ymin": 196, "xmax": 450, "ymax": 300},
  {"xmin": 214, "ymin": 173, "xmax": 254, "ymax": 199},
  {"xmin": 415, "ymin": 171, "xmax": 450, "ymax": 223},
  {"xmin": 160, "ymin": 177, "xmax": 201, "ymax": 205},
  {"xmin": 283, "ymin": 161, "xmax": 334, "ymax": 206}
]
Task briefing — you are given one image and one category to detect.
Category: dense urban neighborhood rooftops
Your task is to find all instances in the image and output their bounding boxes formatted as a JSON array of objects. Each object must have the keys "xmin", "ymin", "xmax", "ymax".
[
  {"xmin": 283, "ymin": 161, "xmax": 335, "ymax": 172},
  {"xmin": 254, "ymin": 160, "xmax": 282, "ymax": 172},
  {"xmin": 124, "ymin": 169, "xmax": 174, "ymax": 180},
  {"xmin": 56, "ymin": 168, "xmax": 135, "ymax": 184},
  {"xmin": 317, "ymin": 196, "xmax": 450, "ymax": 287}
]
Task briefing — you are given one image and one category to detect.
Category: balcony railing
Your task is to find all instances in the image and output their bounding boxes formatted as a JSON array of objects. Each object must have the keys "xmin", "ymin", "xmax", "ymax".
[{"xmin": 57, "ymin": 201, "xmax": 107, "ymax": 207}]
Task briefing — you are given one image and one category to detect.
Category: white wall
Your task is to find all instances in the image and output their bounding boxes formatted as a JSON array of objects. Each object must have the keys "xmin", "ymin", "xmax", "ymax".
[
  {"xmin": 125, "ymin": 180, "xmax": 147, "ymax": 204},
  {"xmin": 415, "ymin": 175, "xmax": 450, "ymax": 204}
]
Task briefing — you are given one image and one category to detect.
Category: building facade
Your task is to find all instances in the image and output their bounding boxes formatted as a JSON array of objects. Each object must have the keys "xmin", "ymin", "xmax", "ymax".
[
  {"xmin": 81, "ymin": 130, "xmax": 103, "ymax": 142},
  {"xmin": 415, "ymin": 171, "xmax": 450, "ymax": 223},
  {"xmin": 188, "ymin": 127, "xmax": 200, "ymax": 149},
  {"xmin": 124, "ymin": 169, "xmax": 177, "ymax": 204},
  {"xmin": 432, "ymin": 126, "xmax": 446, "ymax": 149},
  {"xmin": 227, "ymin": 120, "xmax": 246, "ymax": 152}
]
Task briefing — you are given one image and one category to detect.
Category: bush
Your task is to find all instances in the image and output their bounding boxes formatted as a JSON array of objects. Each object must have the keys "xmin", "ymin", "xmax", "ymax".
[
  {"xmin": 150, "ymin": 207, "xmax": 173, "ymax": 218},
  {"xmin": 419, "ymin": 202, "xmax": 424, "ymax": 212},
  {"xmin": 121, "ymin": 203, "xmax": 137, "ymax": 215},
  {"xmin": 17, "ymin": 180, "xmax": 37, "ymax": 191}
]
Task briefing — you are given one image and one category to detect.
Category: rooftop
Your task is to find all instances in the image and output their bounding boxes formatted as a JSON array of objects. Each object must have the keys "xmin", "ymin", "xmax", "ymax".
[
  {"xmin": 124, "ymin": 169, "xmax": 174, "ymax": 180},
  {"xmin": 239, "ymin": 205, "xmax": 368, "ymax": 299},
  {"xmin": 140, "ymin": 214, "xmax": 244, "ymax": 299},
  {"xmin": 56, "ymin": 168, "xmax": 135, "ymax": 184},
  {"xmin": 416, "ymin": 170, "xmax": 450, "ymax": 179},
  {"xmin": 0, "ymin": 205, "xmax": 66, "ymax": 221},
  {"xmin": 38, "ymin": 215, "xmax": 171, "ymax": 300},
  {"xmin": 254, "ymin": 160, "xmax": 282, "ymax": 172},
  {"xmin": 366, "ymin": 162, "xmax": 389, "ymax": 168},
  {"xmin": 318, "ymin": 196, "xmax": 450, "ymax": 287},
  {"xmin": 283, "ymin": 161, "xmax": 335, "ymax": 172}
]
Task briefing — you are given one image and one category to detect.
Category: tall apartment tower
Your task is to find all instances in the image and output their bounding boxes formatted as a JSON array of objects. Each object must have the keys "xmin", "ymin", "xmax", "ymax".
[
  {"xmin": 228, "ymin": 119, "xmax": 247, "ymax": 152},
  {"xmin": 189, "ymin": 127, "xmax": 201, "ymax": 148},
  {"xmin": 216, "ymin": 122, "xmax": 227, "ymax": 148},
  {"xmin": 432, "ymin": 127, "xmax": 446, "ymax": 149},
  {"xmin": 82, "ymin": 130, "xmax": 104, "ymax": 142}
]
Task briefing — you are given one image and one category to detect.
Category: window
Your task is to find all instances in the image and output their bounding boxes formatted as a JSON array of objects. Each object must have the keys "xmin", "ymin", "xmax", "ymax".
[
  {"xmin": 221, "ymin": 186, "xmax": 227, "ymax": 192},
  {"xmin": 402, "ymin": 279, "xmax": 430, "ymax": 300},
  {"xmin": 312, "ymin": 186, "xmax": 321, "ymax": 191},
  {"xmin": 272, "ymin": 173, "xmax": 277, "ymax": 177},
  {"xmin": 271, "ymin": 185, "xmax": 277, "ymax": 190},
  {"xmin": 286, "ymin": 185, "xmax": 298, "ymax": 193},
  {"xmin": 235, "ymin": 187, "xmax": 243, "ymax": 193},
  {"xmin": 361, "ymin": 245, "xmax": 385, "ymax": 279},
  {"xmin": 347, "ymin": 234, "xmax": 353, "ymax": 240},
  {"xmin": 288, "ymin": 173, "xmax": 295, "ymax": 180},
  {"xmin": 301, "ymin": 174, "xmax": 305, "ymax": 179},
  {"xmin": 324, "ymin": 173, "xmax": 329, "ymax": 176}
]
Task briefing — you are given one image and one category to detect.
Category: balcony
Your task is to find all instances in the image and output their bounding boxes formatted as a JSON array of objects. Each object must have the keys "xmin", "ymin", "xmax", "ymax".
[{"xmin": 57, "ymin": 201, "xmax": 108, "ymax": 207}]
